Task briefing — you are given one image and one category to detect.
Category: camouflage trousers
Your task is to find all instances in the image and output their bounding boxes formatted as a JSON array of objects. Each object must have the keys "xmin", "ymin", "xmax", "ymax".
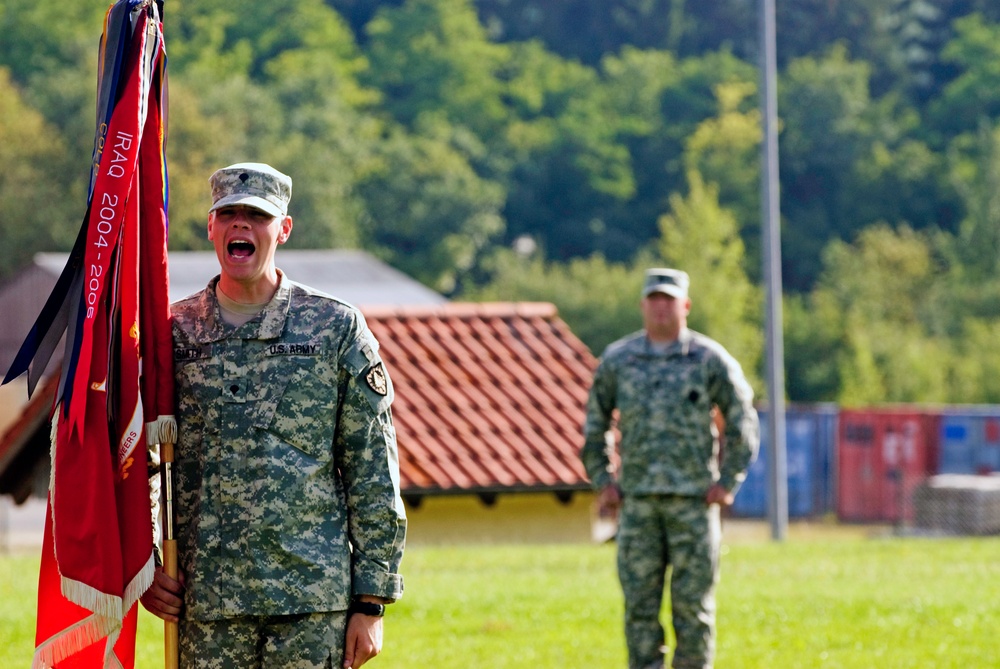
[
  {"xmin": 179, "ymin": 610, "xmax": 348, "ymax": 668},
  {"xmin": 617, "ymin": 495, "xmax": 721, "ymax": 669}
]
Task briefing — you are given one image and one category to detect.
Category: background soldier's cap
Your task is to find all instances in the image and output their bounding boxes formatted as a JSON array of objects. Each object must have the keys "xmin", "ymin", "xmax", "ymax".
[
  {"xmin": 209, "ymin": 162, "xmax": 292, "ymax": 217},
  {"xmin": 642, "ymin": 268, "xmax": 689, "ymax": 299}
]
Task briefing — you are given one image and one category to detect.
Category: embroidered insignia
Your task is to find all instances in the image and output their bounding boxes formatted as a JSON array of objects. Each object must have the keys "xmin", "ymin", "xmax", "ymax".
[
  {"xmin": 366, "ymin": 363, "xmax": 388, "ymax": 396},
  {"xmin": 174, "ymin": 346, "xmax": 208, "ymax": 362}
]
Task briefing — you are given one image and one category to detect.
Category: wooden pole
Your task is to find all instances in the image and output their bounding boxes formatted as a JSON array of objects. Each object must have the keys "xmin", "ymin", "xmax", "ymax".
[
  {"xmin": 161, "ymin": 441, "xmax": 179, "ymax": 669},
  {"xmin": 152, "ymin": 1, "xmax": 175, "ymax": 661}
]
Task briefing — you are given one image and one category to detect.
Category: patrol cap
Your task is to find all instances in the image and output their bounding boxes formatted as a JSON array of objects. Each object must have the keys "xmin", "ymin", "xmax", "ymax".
[
  {"xmin": 208, "ymin": 162, "xmax": 292, "ymax": 218},
  {"xmin": 642, "ymin": 268, "xmax": 689, "ymax": 299}
]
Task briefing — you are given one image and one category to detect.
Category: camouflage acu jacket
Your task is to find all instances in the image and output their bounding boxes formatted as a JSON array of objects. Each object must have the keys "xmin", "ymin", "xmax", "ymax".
[
  {"xmin": 170, "ymin": 274, "xmax": 406, "ymax": 620},
  {"xmin": 581, "ymin": 328, "xmax": 759, "ymax": 497}
]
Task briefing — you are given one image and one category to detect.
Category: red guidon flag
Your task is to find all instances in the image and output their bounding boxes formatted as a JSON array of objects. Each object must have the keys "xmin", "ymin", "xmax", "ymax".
[{"xmin": 3, "ymin": 2, "xmax": 174, "ymax": 667}]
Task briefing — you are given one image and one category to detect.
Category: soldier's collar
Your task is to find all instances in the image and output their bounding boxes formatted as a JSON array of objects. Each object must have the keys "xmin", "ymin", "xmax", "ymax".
[
  {"xmin": 190, "ymin": 273, "xmax": 292, "ymax": 342},
  {"xmin": 644, "ymin": 328, "xmax": 691, "ymax": 356},
  {"xmin": 677, "ymin": 327, "xmax": 692, "ymax": 355},
  {"xmin": 256, "ymin": 269, "xmax": 292, "ymax": 339}
]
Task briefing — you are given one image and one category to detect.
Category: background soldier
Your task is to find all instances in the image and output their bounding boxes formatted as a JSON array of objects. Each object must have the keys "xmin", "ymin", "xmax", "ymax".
[
  {"xmin": 141, "ymin": 162, "xmax": 406, "ymax": 669},
  {"xmin": 581, "ymin": 268, "xmax": 759, "ymax": 669}
]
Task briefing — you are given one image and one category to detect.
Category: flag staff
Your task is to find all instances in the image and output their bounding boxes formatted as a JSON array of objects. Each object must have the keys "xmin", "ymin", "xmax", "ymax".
[
  {"xmin": 162, "ymin": 440, "xmax": 179, "ymax": 669},
  {"xmin": 153, "ymin": 2, "xmax": 179, "ymax": 665},
  {"xmin": 148, "ymin": 1, "xmax": 177, "ymax": 666}
]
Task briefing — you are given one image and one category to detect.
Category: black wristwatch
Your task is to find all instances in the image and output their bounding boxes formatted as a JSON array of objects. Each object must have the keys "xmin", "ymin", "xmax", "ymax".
[{"xmin": 349, "ymin": 600, "xmax": 385, "ymax": 617}]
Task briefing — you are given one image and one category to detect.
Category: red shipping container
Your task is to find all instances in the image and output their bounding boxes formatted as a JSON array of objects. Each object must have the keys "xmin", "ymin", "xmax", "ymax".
[{"xmin": 837, "ymin": 408, "xmax": 940, "ymax": 523}]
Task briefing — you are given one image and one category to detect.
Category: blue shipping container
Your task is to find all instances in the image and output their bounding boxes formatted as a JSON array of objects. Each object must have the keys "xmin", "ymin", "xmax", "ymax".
[
  {"xmin": 938, "ymin": 407, "xmax": 1000, "ymax": 475},
  {"xmin": 731, "ymin": 405, "xmax": 838, "ymax": 518}
]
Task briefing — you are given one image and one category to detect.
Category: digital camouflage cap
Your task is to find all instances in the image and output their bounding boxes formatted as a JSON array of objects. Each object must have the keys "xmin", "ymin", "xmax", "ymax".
[
  {"xmin": 642, "ymin": 267, "xmax": 689, "ymax": 299},
  {"xmin": 209, "ymin": 162, "xmax": 292, "ymax": 218}
]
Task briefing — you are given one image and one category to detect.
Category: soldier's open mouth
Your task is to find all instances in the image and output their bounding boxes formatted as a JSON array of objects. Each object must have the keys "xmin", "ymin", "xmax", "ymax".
[{"xmin": 228, "ymin": 240, "xmax": 255, "ymax": 258}]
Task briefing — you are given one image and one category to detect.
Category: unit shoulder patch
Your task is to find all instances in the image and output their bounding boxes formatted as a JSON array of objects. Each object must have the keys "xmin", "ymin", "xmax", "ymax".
[{"xmin": 365, "ymin": 362, "xmax": 388, "ymax": 396}]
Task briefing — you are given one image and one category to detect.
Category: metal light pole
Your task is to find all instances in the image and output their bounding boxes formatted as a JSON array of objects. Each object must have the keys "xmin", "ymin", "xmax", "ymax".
[{"xmin": 759, "ymin": 0, "xmax": 788, "ymax": 540}]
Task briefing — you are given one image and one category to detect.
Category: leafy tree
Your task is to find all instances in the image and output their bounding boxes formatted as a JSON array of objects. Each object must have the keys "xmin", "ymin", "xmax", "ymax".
[
  {"xmin": 166, "ymin": 1, "xmax": 366, "ymax": 86},
  {"xmin": 945, "ymin": 120, "xmax": 1000, "ymax": 280},
  {"xmin": 0, "ymin": 1, "xmax": 107, "ymax": 87},
  {"xmin": 928, "ymin": 14, "xmax": 1000, "ymax": 144},
  {"xmin": 920, "ymin": 119, "xmax": 1000, "ymax": 346},
  {"xmin": 163, "ymin": 1, "xmax": 379, "ymax": 251},
  {"xmin": 883, "ymin": 0, "xmax": 956, "ymax": 101},
  {"xmin": 822, "ymin": 225, "xmax": 938, "ymax": 330},
  {"xmin": 656, "ymin": 170, "xmax": 763, "ymax": 391},
  {"xmin": 356, "ymin": 122, "xmax": 505, "ymax": 294},
  {"xmin": 164, "ymin": 5, "xmax": 252, "ymax": 78},
  {"xmin": 259, "ymin": 26, "xmax": 385, "ymax": 251},
  {"xmin": 161, "ymin": 77, "xmax": 259, "ymax": 251},
  {"xmin": 851, "ymin": 119, "xmax": 959, "ymax": 242},
  {"xmin": 600, "ymin": 48, "xmax": 758, "ymax": 262},
  {"xmin": 668, "ymin": 0, "xmax": 758, "ymax": 61},
  {"xmin": 481, "ymin": 0, "xmax": 982, "ymax": 118},
  {"xmin": 363, "ymin": 0, "xmax": 510, "ymax": 138},
  {"xmin": 948, "ymin": 318, "xmax": 1000, "ymax": 403},
  {"xmin": 0, "ymin": 68, "xmax": 79, "ymax": 281},
  {"xmin": 475, "ymin": 0, "xmax": 679, "ymax": 66},
  {"xmin": 500, "ymin": 42, "xmax": 637, "ymax": 261},
  {"xmin": 948, "ymin": 0, "xmax": 1000, "ymax": 22},
  {"xmin": 459, "ymin": 248, "xmax": 647, "ymax": 355},
  {"xmin": 783, "ymin": 294, "xmax": 842, "ymax": 402},
  {"xmin": 325, "ymin": 0, "xmax": 405, "ymax": 44},
  {"xmin": 475, "ymin": 0, "xmax": 758, "ymax": 66},
  {"xmin": 801, "ymin": 224, "xmax": 952, "ymax": 404},
  {"xmin": 778, "ymin": 46, "xmax": 877, "ymax": 290},
  {"xmin": 682, "ymin": 80, "xmax": 762, "ymax": 272},
  {"xmin": 0, "ymin": 0, "xmax": 110, "ymax": 232},
  {"xmin": 775, "ymin": 0, "xmax": 897, "ymax": 67}
]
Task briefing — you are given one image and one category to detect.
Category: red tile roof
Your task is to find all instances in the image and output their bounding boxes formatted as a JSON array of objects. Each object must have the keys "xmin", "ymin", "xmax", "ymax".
[
  {"xmin": 0, "ymin": 303, "xmax": 599, "ymax": 502},
  {"xmin": 362, "ymin": 303, "xmax": 598, "ymax": 496}
]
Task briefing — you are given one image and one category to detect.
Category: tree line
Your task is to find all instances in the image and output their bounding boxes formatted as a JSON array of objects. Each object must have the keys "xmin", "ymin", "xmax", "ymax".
[{"xmin": 3, "ymin": 0, "xmax": 1000, "ymax": 404}]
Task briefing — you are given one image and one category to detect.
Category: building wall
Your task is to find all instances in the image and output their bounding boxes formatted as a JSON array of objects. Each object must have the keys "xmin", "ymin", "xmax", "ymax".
[
  {"xmin": 3, "ymin": 490, "xmax": 603, "ymax": 552},
  {"xmin": 0, "ymin": 265, "xmax": 59, "ymax": 374},
  {"xmin": 0, "ymin": 380, "xmax": 29, "ymax": 436},
  {"xmin": 403, "ymin": 490, "xmax": 599, "ymax": 546}
]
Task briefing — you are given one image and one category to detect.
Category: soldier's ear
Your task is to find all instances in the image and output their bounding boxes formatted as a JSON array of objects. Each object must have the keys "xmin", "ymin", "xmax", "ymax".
[{"xmin": 277, "ymin": 216, "xmax": 293, "ymax": 245}]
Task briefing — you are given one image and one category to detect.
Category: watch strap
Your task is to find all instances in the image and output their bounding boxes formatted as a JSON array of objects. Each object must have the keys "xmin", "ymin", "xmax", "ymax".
[{"xmin": 349, "ymin": 600, "xmax": 385, "ymax": 617}]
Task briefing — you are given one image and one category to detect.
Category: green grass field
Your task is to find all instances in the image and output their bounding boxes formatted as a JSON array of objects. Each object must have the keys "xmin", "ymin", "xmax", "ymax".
[{"xmin": 2, "ymin": 525, "xmax": 998, "ymax": 668}]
